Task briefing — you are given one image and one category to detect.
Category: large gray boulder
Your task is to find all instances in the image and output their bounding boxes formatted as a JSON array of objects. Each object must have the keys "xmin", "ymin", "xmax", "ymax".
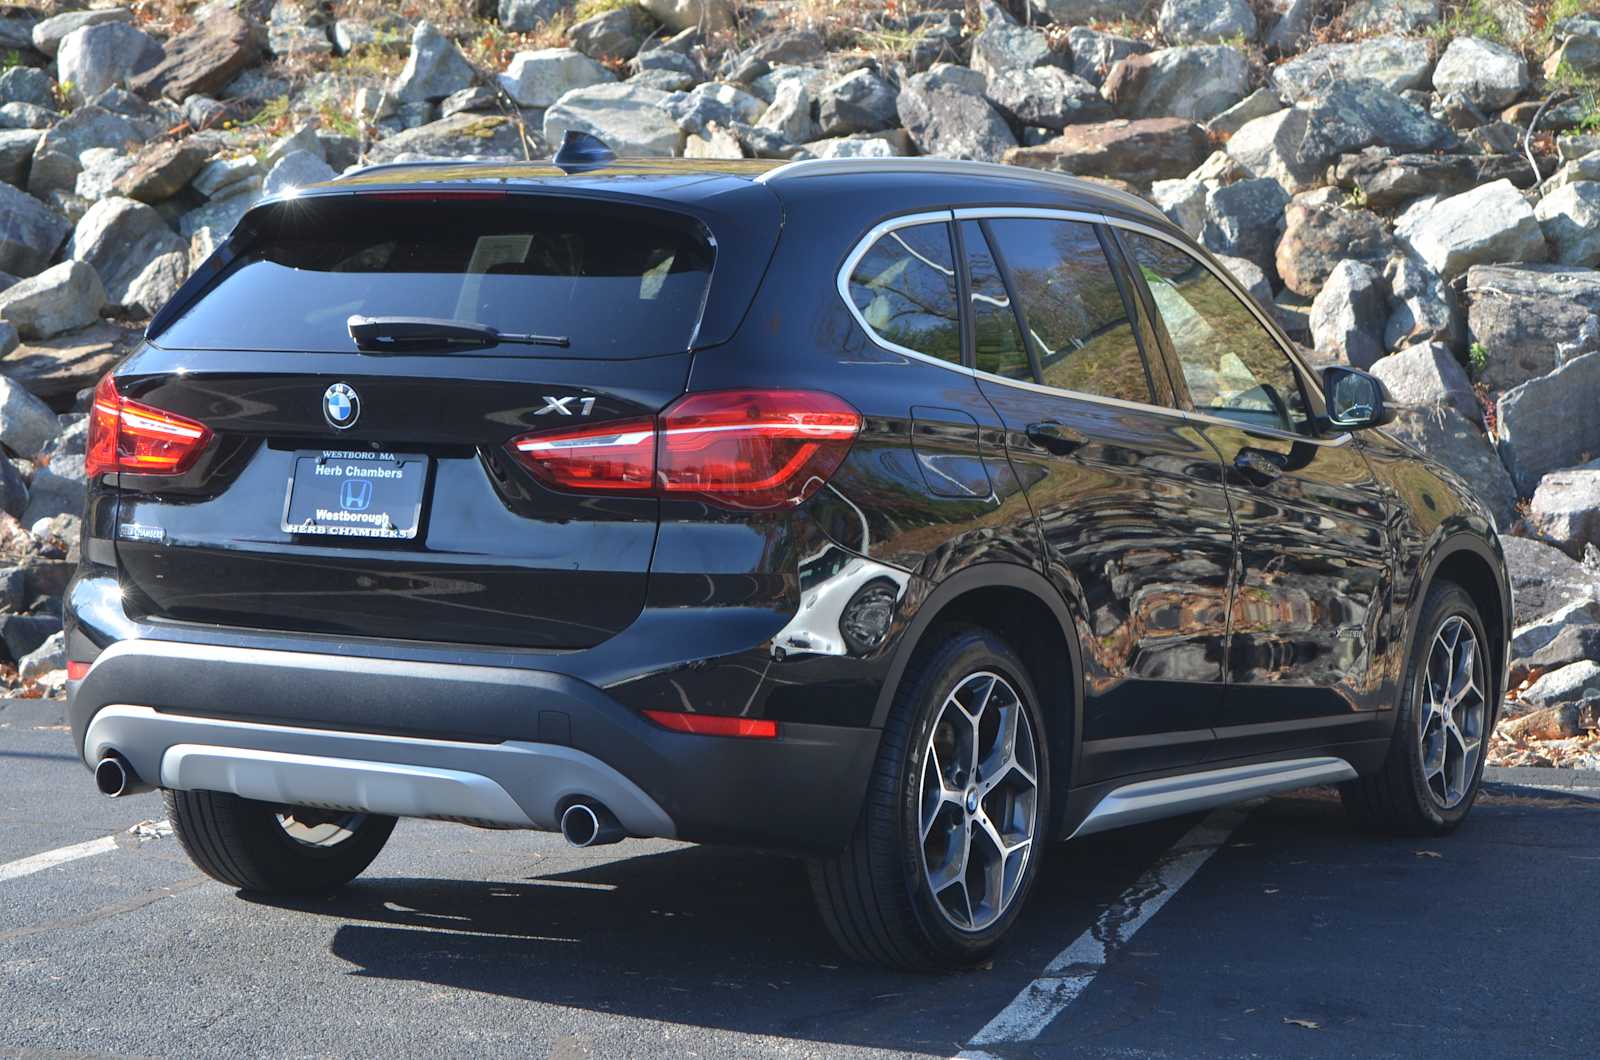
[
  {"xmin": 1310, "ymin": 259, "xmax": 1387, "ymax": 369},
  {"xmin": 0, "ymin": 128, "xmax": 37, "ymax": 187},
  {"xmin": 1103, "ymin": 45, "xmax": 1249, "ymax": 123},
  {"xmin": 661, "ymin": 81, "xmax": 766, "ymax": 136},
  {"xmin": 1260, "ymin": 0, "xmax": 1315, "ymax": 53},
  {"xmin": 1382, "ymin": 404, "xmax": 1518, "ymax": 529},
  {"xmin": 1433, "ymin": 36, "xmax": 1528, "ymax": 111},
  {"xmin": 570, "ymin": 7, "xmax": 650, "ymax": 63},
  {"xmin": 364, "ymin": 112, "xmax": 526, "ymax": 163},
  {"xmin": 816, "ymin": 69, "xmax": 900, "ymax": 138},
  {"xmin": 56, "ymin": 21, "xmax": 163, "ymax": 103},
  {"xmin": 984, "ymin": 67, "xmax": 1110, "ymax": 131},
  {"xmin": 1522, "ymin": 660, "xmax": 1600, "ymax": 708},
  {"xmin": 544, "ymin": 83, "xmax": 685, "ymax": 157},
  {"xmin": 1529, "ymin": 468, "xmax": 1600, "ymax": 559},
  {"xmin": 0, "ymin": 260, "xmax": 106, "ymax": 341},
  {"xmin": 1345, "ymin": 0, "xmax": 1440, "ymax": 32},
  {"xmin": 0, "ymin": 183, "xmax": 70, "ymax": 277},
  {"xmin": 1029, "ymin": 0, "xmax": 1147, "ymax": 20},
  {"xmin": 1205, "ymin": 88, "xmax": 1284, "ymax": 137},
  {"xmin": 68, "ymin": 197, "xmax": 186, "ymax": 310},
  {"xmin": 1505, "ymin": 537, "xmax": 1599, "ymax": 626},
  {"xmin": 1466, "ymin": 264, "xmax": 1600, "ymax": 392},
  {"xmin": 497, "ymin": 48, "xmax": 612, "ymax": 108},
  {"xmin": 1327, "ymin": 148, "xmax": 1492, "ymax": 210},
  {"xmin": 123, "ymin": 250, "xmax": 187, "ymax": 317},
  {"xmin": 1271, "ymin": 35, "xmax": 1433, "ymax": 102},
  {"xmin": 1512, "ymin": 597, "xmax": 1600, "ymax": 659},
  {"xmin": 1497, "ymin": 351, "xmax": 1600, "ymax": 495},
  {"xmin": 970, "ymin": 15, "xmax": 1062, "ymax": 82},
  {"xmin": 1384, "ymin": 251, "xmax": 1461, "ymax": 353},
  {"xmin": 27, "ymin": 106, "xmax": 145, "ymax": 199},
  {"xmin": 1199, "ymin": 177, "xmax": 1290, "ymax": 280},
  {"xmin": 1212, "ymin": 253, "xmax": 1273, "ymax": 312},
  {"xmin": 1226, "ymin": 82, "xmax": 1453, "ymax": 194},
  {"xmin": 0, "ymin": 67, "xmax": 57, "ymax": 109},
  {"xmin": 1395, "ymin": 179, "xmax": 1547, "ymax": 281},
  {"xmin": 638, "ymin": 0, "xmax": 732, "ymax": 33},
  {"xmin": 1066, "ymin": 27, "xmax": 1149, "ymax": 86},
  {"xmin": 1275, "ymin": 200, "xmax": 1393, "ymax": 297},
  {"xmin": 1158, "ymin": 0, "xmax": 1256, "ymax": 43},
  {"xmin": 128, "ymin": 9, "xmax": 266, "ymax": 102},
  {"xmin": 755, "ymin": 80, "xmax": 817, "ymax": 145},
  {"xmin": 1534, "ymin": 182, "xmax": 1600, "ymax": 267},
  {"xmin": 111, "ymin": 140, "xmax": 211, "ymax": 204},
  {"xmin": 391, "ymin": 21, "xmax": 477, "ymax": 104},
  {"xmin": 499, "ymin": 0, "xmax": 571, "ymax": 31},
  {"xmin": 262, "ymin": 150, "xmax": 337, "ymax": 196},
  {"xmin": 1370, "ymin": 342, "xmax": 1476, "ymax": 419},
  {"xmin": 899, "ymin": 71, "xmax": 1017, "ymax": 162},
  {"xmin": 31, "ymin": 7, "xmax": 131, "ymax": 56},
  {"xmin": 0, "ymin": 377, "xmax": 60, "ymax": 458}
]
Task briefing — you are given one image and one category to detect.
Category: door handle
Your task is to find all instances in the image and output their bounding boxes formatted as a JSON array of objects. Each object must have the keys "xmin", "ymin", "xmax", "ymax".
[
  {"xmin": 1234, "ymin": 448, "xmax": 1286, "ymax": 484},
  {"xmin": 1025, "ymin": 420, "xmax": 1085, "ymax": 455}
]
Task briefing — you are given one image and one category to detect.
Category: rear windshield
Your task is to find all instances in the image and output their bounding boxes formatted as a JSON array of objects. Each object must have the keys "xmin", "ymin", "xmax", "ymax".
[{"xmin": 156, "ymin": 197, "xmax": 714, "ymax": 358}]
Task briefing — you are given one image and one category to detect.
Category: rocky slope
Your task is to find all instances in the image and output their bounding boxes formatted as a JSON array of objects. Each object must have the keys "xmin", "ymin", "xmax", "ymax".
[{"xmin": 1, "ymin": 0, "xmax": 1599, "ymax": 759}]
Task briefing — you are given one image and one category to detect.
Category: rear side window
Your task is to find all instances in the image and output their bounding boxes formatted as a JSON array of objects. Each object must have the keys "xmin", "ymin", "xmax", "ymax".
[
  {"xmin": 983, "ymin": 218, "xmax": 1151, "ymax": 404},
  {"xmin": 156, "ymin": 198, "xmax": 713, "ymax": 358},
  {"xmin": 960, "ymin": 220, "xmax": 1030, "ymax": 380},
  {"xmin": 847, "ymin": 222, "xmax": 961, "ymax": 364}
]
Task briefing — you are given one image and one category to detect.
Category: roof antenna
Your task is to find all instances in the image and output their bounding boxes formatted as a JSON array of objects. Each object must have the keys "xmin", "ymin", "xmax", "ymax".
[{"xmin": 553, "ymin": 131, "xmax": 616, "ymax": 173}]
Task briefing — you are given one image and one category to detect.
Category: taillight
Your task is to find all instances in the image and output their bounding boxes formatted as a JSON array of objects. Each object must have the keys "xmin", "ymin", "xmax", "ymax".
[
  {"xmin": 505, "ymin": 390, "xmax": 862, "ymax": 510},
  {"xmin": 84, "ymin": 374, "xmax": 213, "ymax": 478}
]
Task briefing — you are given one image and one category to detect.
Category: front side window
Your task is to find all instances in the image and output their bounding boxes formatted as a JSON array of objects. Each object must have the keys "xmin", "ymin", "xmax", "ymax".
[
  {"xmin": 847, "ymin": 222, "xmax": 961, "ymax": 364},
  {"xmin": 1123, "ymin": 232, "xmax": 1311, "ymax": 434},
  {"xmin": 982, "ymin": 218, "xmax": 1151, "ymax": 404}
]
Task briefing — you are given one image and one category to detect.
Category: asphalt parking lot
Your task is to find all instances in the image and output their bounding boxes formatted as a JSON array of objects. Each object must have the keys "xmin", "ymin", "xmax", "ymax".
[{"xmin": 4, "ymin": 696, "xmax": 1599, "ymax": 1059}]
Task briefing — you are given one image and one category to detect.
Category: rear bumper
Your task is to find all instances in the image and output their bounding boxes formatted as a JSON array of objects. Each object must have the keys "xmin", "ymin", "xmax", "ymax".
[{"xmin": 69, "ymin": 639, "xmax": 880, "ymax": 853}]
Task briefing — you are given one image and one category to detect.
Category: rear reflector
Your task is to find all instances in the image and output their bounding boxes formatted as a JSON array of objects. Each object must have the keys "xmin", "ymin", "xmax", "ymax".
[
  {"xmin": 85, "ymin": 374, "xmax": 213, "ymax": 477},
  {"xmin": 66, "ymin": 661, "xmax": 90, "ymax": 681},
  {"xmin": 506, "ymin": 389, "xmax": 862, "ymax": 510},
  {"xmin": 642, "ymin": 710, "xmax": 778, "ymax": 739}
]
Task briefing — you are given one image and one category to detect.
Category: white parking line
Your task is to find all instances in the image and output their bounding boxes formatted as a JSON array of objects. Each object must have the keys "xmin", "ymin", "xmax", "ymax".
[
  {"xmin": 959, "ymin": 803, "xmax": 1253, "ymax": 1052},
  {"xmin": 0, "ymin": 818, "xmax": 173, "ymax": 884},
  {"xmin": 0, "ymin": 835, "xmax": 119, "ymax": 883}
]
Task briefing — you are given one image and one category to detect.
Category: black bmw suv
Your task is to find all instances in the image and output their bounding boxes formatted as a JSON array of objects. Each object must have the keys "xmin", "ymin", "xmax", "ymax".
[{"xmin": 67, "ymin": 142, "xmax": 1510, "ymax": 971}]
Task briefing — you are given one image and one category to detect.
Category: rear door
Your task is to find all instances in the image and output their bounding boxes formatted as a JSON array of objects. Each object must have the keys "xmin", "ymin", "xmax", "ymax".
[
  {"xmin": 957, "ymin": 211, "xmax": 1236, "ymax": 782},
  {"xmin": 1113, "ymin": 227, "xmax": 1393, "ymax": 757},
  {"xmin": 111, "ymin": 192, "xmax": 740, "ymax": 649}
]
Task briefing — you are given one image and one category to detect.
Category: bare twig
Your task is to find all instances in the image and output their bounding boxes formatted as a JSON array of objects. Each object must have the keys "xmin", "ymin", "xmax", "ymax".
[{"xmin": 1524, "ymin": 90, "xmax": 1573, "ymax": 191}]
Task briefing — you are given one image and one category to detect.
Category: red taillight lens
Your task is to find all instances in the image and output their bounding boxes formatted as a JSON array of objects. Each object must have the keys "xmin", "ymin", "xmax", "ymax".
[
  {"xmin": 508, "ymin": 417, "xmax": 656, "ymax": 492},
  {"xmin": 66, "ymin": 660, "xmax": 90, "ymax": 681},
  {"xmin": 642, "ymin": 710, "xmax": 778, "ymax": 738},
  {"xmin": 658, "ymin": 389, "xmax": 861, "ymax": 509},
  {"xmin": 506, "ymin": 390, "xmax": 861, "ymax": 510},
  {"xmin": 84, "ymin": 374, "xmax": 213, "ymax": 478}
]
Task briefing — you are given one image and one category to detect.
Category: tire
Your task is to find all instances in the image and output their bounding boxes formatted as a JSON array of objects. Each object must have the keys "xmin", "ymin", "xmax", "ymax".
[
  {"xmin": 808, "ymin": 625, "xmax": 1050, "ymax": 971},
  {"xmin": 164, "ymin": 789, "xmax": 397, "ymax": 894},
  {"xmin": 1341, "ymin": 580, "xmax": 1493, "ymax": 836}
]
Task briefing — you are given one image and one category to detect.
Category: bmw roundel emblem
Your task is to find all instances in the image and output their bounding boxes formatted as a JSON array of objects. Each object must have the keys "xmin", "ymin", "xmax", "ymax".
[{"xmin": 323, "ymin": 382, "xmax": 360, "ymax": 430}]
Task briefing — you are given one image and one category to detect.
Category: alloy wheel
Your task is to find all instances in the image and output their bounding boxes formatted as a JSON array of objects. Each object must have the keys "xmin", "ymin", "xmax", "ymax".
[
  {"xmin": 918, "ymin": 671, "xmax": 1038, "ymax": 932},
  {"xmin": 276, "ymin": 809, "xmax": 367, "ymax": 848},
  {"xmin": 1417, "ymin": 615, "xmax": 1486, "ymax": 810}
]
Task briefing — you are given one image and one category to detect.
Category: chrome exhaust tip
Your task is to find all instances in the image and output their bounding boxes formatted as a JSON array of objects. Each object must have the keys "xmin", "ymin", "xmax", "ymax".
[
  {"xmin": 560, "ymin": 801, "xmax": 624, "ymax": 848},
  {"xmin": 94, "ymin": 753, "xmax": 135, "ymax": 798}
]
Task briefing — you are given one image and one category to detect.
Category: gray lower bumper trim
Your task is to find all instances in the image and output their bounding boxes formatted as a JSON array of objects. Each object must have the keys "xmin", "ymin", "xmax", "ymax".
[{"xmin": 85, "ymin": 706, "xmax": 676, "ymax": 837}]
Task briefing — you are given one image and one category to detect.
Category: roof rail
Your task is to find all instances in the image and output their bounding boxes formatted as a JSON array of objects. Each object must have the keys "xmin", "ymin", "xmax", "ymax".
[
  {"xmin": 753, "ymin": 157, "xmax": 1168, "ymax": 223},
  {"xmin": 332, "ymin": 159, "xmax": 485, "ymax": 181}
]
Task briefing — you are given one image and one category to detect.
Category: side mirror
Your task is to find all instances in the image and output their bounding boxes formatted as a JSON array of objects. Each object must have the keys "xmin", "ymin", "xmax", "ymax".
[{"xmin": 1323, "ymin": 366, "xmax": 1395, "ymax": 430}]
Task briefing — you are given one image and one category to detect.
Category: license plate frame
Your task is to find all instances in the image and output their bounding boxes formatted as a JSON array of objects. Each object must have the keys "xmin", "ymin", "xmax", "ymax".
[{"xmin": 281, "ymin": 449, "xmax": 428, "ymax": 540}]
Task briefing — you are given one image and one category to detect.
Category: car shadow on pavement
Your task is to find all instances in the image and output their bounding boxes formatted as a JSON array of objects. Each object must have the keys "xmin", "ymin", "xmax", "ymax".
[{"xmin": 242, "ymin": 821, "xmax": 1191, "ymax": 1053}]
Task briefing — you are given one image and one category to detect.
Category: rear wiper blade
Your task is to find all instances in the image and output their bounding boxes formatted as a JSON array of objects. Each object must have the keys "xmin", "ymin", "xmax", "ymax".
[{"xmin": 347, "ymin": 315, "xmax": 571, "ymax": 352}]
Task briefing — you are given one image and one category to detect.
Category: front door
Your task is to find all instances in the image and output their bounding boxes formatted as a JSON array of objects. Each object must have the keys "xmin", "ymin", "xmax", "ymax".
[
  {"xmin": 958, "ymin": 213, "xmax": 1237, "ymax": 782},
  {"xmin": 1116, "ymin": 229, "xmax": 1394, "ymax": 758}
]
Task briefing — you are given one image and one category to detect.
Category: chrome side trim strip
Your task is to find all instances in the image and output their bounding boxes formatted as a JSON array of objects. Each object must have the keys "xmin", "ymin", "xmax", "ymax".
[
  {"xmin": 1069, "ymin": 756, "xmax": 1358, "ymax": 839},
  {"xmin": 835, "ymin": 209, "xmax": 960, "ymax": 367}
]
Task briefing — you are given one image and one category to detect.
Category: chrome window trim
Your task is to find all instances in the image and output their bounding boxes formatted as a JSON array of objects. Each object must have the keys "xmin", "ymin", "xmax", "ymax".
[
  {"xmin": 832, "ymin": 207, "xmax": 1354, "ymax": 447},
  {"xmin": 837, "ymin": 209, "xmax": 967, "ymax": 368}
]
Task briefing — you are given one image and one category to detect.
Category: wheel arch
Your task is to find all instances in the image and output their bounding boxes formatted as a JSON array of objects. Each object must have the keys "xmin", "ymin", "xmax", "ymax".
[
  {"xmin": 874, "ymin": 563, "xmax": 1084, "ymax": 835},
  {"xmin": 1413, "ymin": 532, "xmax": 1512, "ymax": 710}
]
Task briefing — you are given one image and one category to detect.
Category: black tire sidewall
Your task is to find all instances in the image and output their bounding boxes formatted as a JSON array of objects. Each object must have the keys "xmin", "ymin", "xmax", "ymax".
[
  {"xmin": 895, "ymin": 629, "xmax": 1050, "ymax": 964},
  {"xmin": 1395, "ymin": 586, "xmax": 1492, "ymax": 832}
]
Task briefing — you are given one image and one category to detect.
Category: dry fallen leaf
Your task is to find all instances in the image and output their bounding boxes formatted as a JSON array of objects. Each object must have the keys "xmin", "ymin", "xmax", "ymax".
[{"xmin": 1283, "ymin": 1018, "xmax": 1321, "ymax": 1030}]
